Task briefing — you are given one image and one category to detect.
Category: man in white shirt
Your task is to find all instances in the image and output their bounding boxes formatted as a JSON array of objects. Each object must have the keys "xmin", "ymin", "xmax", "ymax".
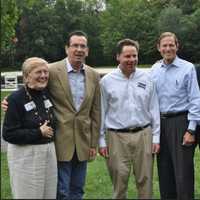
[{"xmin": 98, "ymin": 39, "xmax": 160, "ymax": 199}]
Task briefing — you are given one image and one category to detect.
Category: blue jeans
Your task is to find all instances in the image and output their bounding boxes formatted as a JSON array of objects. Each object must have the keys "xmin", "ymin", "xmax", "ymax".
[{"xmin": 57, "ymin": 151, "xmax": 87, "ymax": 200}]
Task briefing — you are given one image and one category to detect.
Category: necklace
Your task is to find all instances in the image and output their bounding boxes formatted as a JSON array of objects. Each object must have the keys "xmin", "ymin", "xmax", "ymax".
[{"xmin": 24, "ymin": 85, "xmax": 53, "ymax": 126}]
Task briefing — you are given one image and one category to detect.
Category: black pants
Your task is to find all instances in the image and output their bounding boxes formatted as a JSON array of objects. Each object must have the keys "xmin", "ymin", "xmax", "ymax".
[{"xmin": 157, "ymin": 114, "xmax": 195, "ymax": 200}]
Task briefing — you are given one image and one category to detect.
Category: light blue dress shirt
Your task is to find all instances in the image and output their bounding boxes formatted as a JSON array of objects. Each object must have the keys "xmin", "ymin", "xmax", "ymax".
[
  {"xmin": 66, "ymin": 58, "xmax": 85, "ymax": 111},
  {"xmin": 150, "ymin": 56, "xmax": 200, "ymax": 131},
  {"xmin": 99, "ymin": 67, "xmax": 160, "ymax": 147}
]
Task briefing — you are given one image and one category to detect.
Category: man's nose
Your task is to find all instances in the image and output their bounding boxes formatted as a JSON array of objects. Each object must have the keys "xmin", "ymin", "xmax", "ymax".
[
  {"xmin": 77, "ymin": 46, "xmax": 82, "ymax": 50},
  {"xmin": 166, "ymin": 45, "xmax": 171, "ymax": 51}
]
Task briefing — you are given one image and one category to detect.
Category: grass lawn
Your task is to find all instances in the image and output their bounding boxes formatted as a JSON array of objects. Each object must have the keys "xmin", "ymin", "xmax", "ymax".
[
  {"xmin": 1, "ymin": 153, "xmax": 12, "ymax": 199},
  {"xmin": 1, "ymin": 91, "xmax": 10, "ymax": 100},
  {"xmin": 1, "ymin": 91, "xmax": 10, "ymax": 120},
  {"xmin": 1, "ymin": 149, "xmax": 200, "ymax": 199}
]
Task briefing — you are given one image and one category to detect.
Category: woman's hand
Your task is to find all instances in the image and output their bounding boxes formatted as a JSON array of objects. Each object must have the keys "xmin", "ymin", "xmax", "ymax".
[
  {"xmin": 40, "ymin": 120, "xmax": 53, "ymax": 138},
  {"xmin": 1, "ymin": 96, "xmax": 8, "ymax": 112}
]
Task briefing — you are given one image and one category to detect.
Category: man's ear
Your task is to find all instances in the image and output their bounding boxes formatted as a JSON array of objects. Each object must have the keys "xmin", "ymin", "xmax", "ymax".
[
  {"xmin": 85, "ymin": 47, "xmax": 89, "ymax": 57},
  {"xmin": 116, "ymin": 54, "xmax": 120, "ymax": 62},
  {"xmin": 176, "ymin": 42, "xmax": 179, "ymax": 50},
  {"xmin": 65, "ymin": 45, "xmax": 68, "ymax": 55},
  {"xmin": 157, "ymin": 44, "xmax": 160, "ymax": 52}
]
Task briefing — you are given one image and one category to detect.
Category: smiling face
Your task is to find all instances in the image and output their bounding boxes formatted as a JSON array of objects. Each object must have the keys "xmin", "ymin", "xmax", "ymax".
[
  {"xmin": 117, "ymin": 45, "xmax": 138, "ymax": 77},
  {"xmin": 26, "ymin": 64, "xmax": 49, "ymax": 90},
  {"xmin": 157, "ymin": 35, "xmax": 178, "ymax": 65},
  {"xmin": 65, "ymin": 35, "xmax": 89, "ymax": 70}
]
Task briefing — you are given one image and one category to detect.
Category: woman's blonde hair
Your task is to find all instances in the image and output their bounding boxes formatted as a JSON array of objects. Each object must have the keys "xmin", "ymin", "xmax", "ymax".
[{"xmin": 22, "ymin": 57, "xmax": 48, "ymax": 84}]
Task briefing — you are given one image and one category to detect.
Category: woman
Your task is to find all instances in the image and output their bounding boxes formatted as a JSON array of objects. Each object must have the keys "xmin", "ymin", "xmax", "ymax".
[{"xmin": 3, "ymin": 57, "xmax": 57, "ymax": 199}]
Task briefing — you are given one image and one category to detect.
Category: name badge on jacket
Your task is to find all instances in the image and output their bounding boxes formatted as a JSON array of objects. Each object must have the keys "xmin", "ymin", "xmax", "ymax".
[
  {"xmin": 24, "ymin": 101, "xmax": 36, "ymax": 111},
  {"xmin": 44, "ymin": 99, "xmax": 53, "ymax": 108}
]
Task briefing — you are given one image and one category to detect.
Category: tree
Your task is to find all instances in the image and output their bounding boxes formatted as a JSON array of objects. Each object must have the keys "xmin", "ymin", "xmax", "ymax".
[
  {"xmin": 79, "ymin": 0, "xmax": 105, "ymax": 66},
  {"xmin": 15, "ymin": 0, "xmax": 105, "ymax": 66},
  {"xmin": 15, "ymin": 1, "xmax": 51, "ymax": 60},
  {"xmin": 156, "ymin": 4, "xmax": 200, "ymax": 63},
  {"xmin": 1, "ymin": 0, "xmax": 200, "ymax": 68},
  {"xmin": 100, "ymin": 0, "xmax": 159, "ymax": 64},
  {"xmin": 170, "ymin": 0, "xmax": 199, "ymax": 14},
  {"xmin": 1, "ymin": 0, "xmax": 19, "ymax": 67},
  {"xmin": 178, "ymin": 8, "xmax": 200, "ymax": 62},
  {"xmin": 157, "ymin": 6, "xmax": 183, "ymax": 35}
]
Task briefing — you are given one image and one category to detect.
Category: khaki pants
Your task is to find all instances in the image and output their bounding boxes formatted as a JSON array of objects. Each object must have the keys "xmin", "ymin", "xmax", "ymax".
[
  {"xmin": 7, "ymin": 142, "xmax": 57, "ymax": 199},
  {"xmin": 106, "ymin": 127, "xmax": 153, "ymax": 199}
]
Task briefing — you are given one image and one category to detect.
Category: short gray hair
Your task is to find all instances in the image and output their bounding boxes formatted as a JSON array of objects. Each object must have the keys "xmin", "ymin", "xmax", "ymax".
[{"xmin": 22, "ymin": 57, "xmax": 48, "ymax": 83}]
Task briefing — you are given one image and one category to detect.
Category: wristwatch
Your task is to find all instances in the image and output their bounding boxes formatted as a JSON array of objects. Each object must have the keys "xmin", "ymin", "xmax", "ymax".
[{"xmin": 187, "ymin": 129, "xmax": 195, "ymax": 135}]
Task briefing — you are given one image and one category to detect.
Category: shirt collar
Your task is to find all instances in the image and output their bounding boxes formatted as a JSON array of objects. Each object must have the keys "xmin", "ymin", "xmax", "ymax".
[
  {"xmin": 117, "ymin": 65, "xmax": 136, "ymax": 79},
  {"xmin": 161, "ymin": 56, "xmax": 180, "ymax": 68},
  {"xmin": 65, "ymin": 58, "xmax": 85, "ymax": 73}
]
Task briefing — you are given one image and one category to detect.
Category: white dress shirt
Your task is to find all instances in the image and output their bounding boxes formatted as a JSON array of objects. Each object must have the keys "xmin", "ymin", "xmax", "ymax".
[{"xmin": 99, "ymin": 67, "xmax": 160, "ymax": 147}]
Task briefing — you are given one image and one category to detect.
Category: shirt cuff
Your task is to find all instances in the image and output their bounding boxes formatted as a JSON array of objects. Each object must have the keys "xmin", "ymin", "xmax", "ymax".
[
  {"xmin": 188, "ymin": 120, "xmax": 197, "ymax": 131},
  {"xmin": 99, "ymin": 135, "xmax": 107, "ymax": 147},
  {"xmin": 153, "ymin": 135, "xmax": 160, "ymax": 144}
]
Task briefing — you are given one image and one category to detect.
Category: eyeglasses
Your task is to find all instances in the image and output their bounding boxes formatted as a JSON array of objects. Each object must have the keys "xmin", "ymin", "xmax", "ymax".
[{"xmin": 69, "ymin": 44, "xmax": 87, "ymax": 49}]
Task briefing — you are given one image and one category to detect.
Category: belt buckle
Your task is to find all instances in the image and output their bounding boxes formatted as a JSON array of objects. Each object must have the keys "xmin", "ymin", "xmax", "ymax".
[
  {"xmin": 160, "ymin": 113, "xmax": 167, "ymax": 119},
  {"xmin": 161, "ymin": 115, "xmax": 166, "ymax": 119}
]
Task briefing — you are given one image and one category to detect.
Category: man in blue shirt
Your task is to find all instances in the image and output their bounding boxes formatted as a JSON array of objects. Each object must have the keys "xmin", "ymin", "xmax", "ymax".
[{"xmin": 151, "ymin": 32, "xmax": 200, "ymax": 200}]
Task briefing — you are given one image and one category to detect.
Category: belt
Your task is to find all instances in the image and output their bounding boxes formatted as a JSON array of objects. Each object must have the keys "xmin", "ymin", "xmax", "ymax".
[
  {"xmin": 108, "ymin": 124, "xmax": 150, "ymax": 133},
  {"xmin": 160, "ymin": 111, "xmax": 188, "ymax": 119}
]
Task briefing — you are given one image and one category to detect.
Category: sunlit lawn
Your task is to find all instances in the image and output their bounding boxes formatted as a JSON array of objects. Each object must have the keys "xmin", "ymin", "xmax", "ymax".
[
  {"xmin": 1, "ymin": 91, "xmax": 10, "ymax": 120},
  {"xmin": 1, "ymin": 149, "xmax": 200, "ymax": 199},
  {"xmin": 87, "ymin": 148, "xmax": 197, "ymax": 199}
]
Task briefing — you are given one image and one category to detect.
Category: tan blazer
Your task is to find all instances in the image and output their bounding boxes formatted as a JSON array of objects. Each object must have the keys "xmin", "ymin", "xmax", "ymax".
[{"xmin": 48, "ymin": 58, "xmax": 101, "ymax": 161}]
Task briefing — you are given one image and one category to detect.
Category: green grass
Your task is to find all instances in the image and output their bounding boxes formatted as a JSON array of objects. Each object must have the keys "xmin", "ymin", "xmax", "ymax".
[
  {"xmin": 1, "ymin": 91, "xmax": 11, "ymax": 102},
  {"xmin": 84, "ymin": 155, "xmax": 160, "ymax": 199},
  {"xmin": 1, "ymin": 153, "xmax": 12, "ymax": 199},
  {"xmin": 1, "ymin": 149, "xmax": 200, "ymax": 199},
  {"xmin": 1, "ymin": 91, "xmax": 10, "ymax": 120},
  {"xmin": 194, "ymin": 147, "xmax": 200, "ymax": 199}
]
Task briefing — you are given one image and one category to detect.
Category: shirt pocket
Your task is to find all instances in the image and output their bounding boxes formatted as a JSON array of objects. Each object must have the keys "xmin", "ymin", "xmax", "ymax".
[
  {"xmin": 174, "ymin": 77, "xmax": 187, "ymax": 91},
  {"xmin": 133, "ymin": 83, "xmax": 151, "ymax": 106}
]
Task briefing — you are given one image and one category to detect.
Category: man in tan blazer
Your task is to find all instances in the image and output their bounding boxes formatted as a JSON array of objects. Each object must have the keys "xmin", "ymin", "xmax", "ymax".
[
  {"xmin": 1, "ymin": 30, "xmax": 100, "ymax": 199},
  {"xmin": 48, "ymin": 31, "xmax": 101, "ymax": 199}
]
